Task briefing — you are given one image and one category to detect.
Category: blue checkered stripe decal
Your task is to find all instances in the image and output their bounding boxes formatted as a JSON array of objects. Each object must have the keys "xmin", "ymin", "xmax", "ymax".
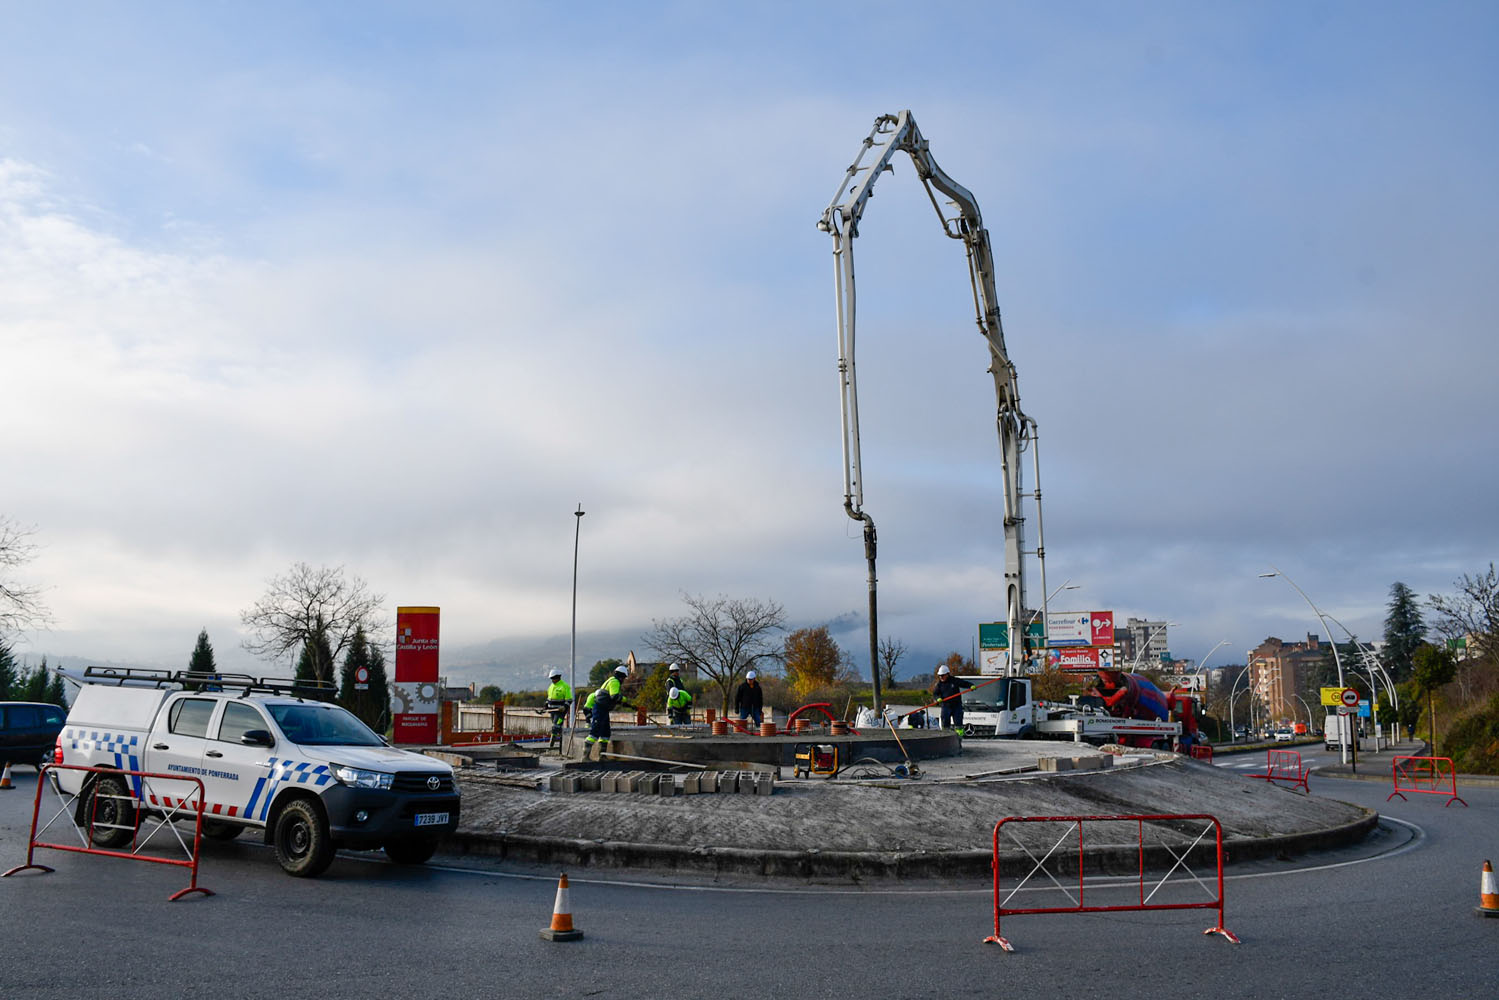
[
  {"xmin": 65, "ymin": 728, "xmax": 144, "ymax": 797},
  {"xmin": 245, "ymin": 757, "xmax": 332, "ymax": 823}
]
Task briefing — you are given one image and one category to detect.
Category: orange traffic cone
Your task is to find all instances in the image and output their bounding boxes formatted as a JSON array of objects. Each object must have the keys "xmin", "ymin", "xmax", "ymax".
[
  {"xmin": 539, "ymin": 872, "xmax": 584, "ymax": 941},
  {"xmin": 0, "ymin": 763, "xmax": 14, "ymax": 790},
  {"xmin": 1478, "ymin": 861, "xmax": 1499, "ymax": 918}
]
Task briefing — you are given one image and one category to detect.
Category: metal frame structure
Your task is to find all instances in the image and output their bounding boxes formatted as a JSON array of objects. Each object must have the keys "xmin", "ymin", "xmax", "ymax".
[{"xmin": 819, "ymin": 111, "xmax": 1045, "ymax": 705}]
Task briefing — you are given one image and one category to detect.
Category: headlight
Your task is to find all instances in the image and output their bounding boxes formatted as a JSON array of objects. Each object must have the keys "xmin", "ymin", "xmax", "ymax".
[{"xmin": 331, "ymin": 765, "xmax": 393, "ymax": 790}]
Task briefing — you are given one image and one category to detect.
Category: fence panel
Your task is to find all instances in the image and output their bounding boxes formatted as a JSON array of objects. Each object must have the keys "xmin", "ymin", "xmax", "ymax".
[
  {"xmin": 1, "ymin": 763, "xmax": 214, "ymax": 900},
  {"xmin": 1387, "ymin": 756, "xmax": 1467, "ymax": 808},
  {"xmin": 984, "ymin": 813, "xmax": 1239, "ymax": 951}
]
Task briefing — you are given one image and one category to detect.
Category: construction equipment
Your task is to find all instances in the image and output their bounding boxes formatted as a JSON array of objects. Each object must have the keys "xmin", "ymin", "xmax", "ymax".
[
  {"xmin": 793, "ymin": 743, "xmax": 841, "ymax": 778},
  {"xmin": 819, "ymin": 111, "xmax": 1047, "ymax": 701}
]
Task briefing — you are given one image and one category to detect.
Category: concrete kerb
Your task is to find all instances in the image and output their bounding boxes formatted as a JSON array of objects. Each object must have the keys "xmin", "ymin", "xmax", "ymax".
[{"xmin": 444, "ymin": 807, "xmax": 1378, "ymax": 881}]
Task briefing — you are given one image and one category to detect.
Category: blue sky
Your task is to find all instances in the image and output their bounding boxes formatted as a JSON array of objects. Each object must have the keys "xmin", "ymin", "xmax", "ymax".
[{"xmin": 3, "ymin": 2, "xmax": 1496, "ymax": 679}]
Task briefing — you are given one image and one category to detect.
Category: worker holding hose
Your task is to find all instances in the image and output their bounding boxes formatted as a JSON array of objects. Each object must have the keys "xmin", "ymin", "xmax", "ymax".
[{"xmin": 929, "ymin": 665, "xmax": 973, "ymax": 735}]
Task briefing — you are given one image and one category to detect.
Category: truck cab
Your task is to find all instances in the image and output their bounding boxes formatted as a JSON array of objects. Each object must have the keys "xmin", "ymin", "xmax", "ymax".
[{"xmin": 959, "ymin": 676, "xmax": 1039, "ymax": 737}]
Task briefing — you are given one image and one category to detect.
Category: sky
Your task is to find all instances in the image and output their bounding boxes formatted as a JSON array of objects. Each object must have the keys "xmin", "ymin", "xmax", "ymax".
[{"xmin": 3, "ymin": 1, "xmax": 1496, "ymax": 685}]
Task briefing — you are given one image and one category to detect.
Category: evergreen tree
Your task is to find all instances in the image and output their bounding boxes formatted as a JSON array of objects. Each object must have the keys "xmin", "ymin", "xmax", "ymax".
[
  {"xmin": 0, "ymin": 640, "xmax": 16, "ymax": 700},
  {"xmin": 1383, "ymin": 582, "xmax": 1427, "ymax": 682},
  {"xmin": 365, "ymin": 642, "xmax": 391, "ymax": 734},
  {"xmin": 20, "ymin": 657, "xmax": 48, "ymax": 701},
  {"xmin": 188, "ymin": 628, "xmax": 217, "ymax": 675},
  {"xmin": 44, "ymin": 669, "xmax": 66, "ymax": 708},
  {"xmin": 588, "ymin": 659, "xmax": 622, "ymax": 689},
  {"xmin": 337, "ymin": 627, "xmax": 390, "ymax": 733}
]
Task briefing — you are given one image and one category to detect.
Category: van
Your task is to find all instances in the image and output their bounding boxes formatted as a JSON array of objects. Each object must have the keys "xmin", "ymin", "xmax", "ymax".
[{"xmin": 0, "ymin": 701, "xmax": 68, "ymax": 769}]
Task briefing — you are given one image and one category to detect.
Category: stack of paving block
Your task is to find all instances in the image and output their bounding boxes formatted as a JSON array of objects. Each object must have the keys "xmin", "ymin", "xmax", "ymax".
[
  {"xmin": 1036, "ymin": 755, "xmax": 1114, "ymax": 772},
  {"xmin": 546, "ymin": 768, "xmax": 774, "ymax": 795}
]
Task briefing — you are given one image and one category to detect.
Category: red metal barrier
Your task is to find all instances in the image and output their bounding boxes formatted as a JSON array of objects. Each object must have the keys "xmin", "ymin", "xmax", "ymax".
[
  {"xmin": 984, "ymin": 813, "xmax": 1240, "ymax": 951},
  {"xmin": 1190, "ymin": 745, "xmax": 1214, "ymax": 762},
  {"xmin": 1387, "ymin": 756, "xmax": 1468, "ymax": 807},
  {"xmin": 0, "ymin": 763, "xmax": 213, "ymax": 900},
  {"xmin": 1244, "ymin": 748, "xmax": 1309, "ymax": 793}
]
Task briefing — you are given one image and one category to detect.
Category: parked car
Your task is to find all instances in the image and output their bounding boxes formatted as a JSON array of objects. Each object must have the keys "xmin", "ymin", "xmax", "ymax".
[
  {"xmin": 1273, "ymin": 728, "xmax": 1295, "ymax": 742},
  {"xmin": 0, "ymin": 701, "xmax": 68, "ymax": 769}
]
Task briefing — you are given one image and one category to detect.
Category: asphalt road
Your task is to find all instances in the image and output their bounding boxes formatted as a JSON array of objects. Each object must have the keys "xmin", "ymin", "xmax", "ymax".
[{"xmin": 1, "ymin": 762, "xmax": 1493, "ymax": 999}]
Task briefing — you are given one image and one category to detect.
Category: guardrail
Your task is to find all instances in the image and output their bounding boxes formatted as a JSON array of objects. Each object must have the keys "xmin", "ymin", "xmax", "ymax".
[
  {"xmin": 1387, "ymin": 756, "xmax": 1468, "ymax": 808},
  {"xmin": 1244, "ymin": 748, "xmax": 1310, "ymax": 793},
  {"xmin": 0, "ymin": 763, "xmax": 214, "ymax": 900},
  {"xmin": 983, "ymin": 813, "xmax": 1239, "ymax": 951}
]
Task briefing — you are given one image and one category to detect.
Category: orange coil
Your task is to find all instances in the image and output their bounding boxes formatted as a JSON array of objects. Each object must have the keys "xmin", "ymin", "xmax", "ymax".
[
  {"xmin": 711, "ymin": 719, "xmax": 729, "ymax": 736},
  {"xmin": 760, "ymin": 722, "xmax": 777, "ymax": 737}
]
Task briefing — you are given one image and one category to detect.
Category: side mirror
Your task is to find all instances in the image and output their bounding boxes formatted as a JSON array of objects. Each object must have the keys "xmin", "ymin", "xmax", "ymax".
[{"xmin": 240, "ymin": 729, "xmax": 275, "ymax": 748}]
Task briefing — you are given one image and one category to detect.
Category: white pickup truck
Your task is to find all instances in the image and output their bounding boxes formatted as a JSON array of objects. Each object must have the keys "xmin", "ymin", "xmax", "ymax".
[{"xmin": 55, "ymin": 667, "xmax": 459, "ymax": 877}]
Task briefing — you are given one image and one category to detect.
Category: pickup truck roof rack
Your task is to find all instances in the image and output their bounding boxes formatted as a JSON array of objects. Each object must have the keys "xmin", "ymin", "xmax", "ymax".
[{"xmin": 81, "ymin": 666, "xmax": 337, "ymax": 701}]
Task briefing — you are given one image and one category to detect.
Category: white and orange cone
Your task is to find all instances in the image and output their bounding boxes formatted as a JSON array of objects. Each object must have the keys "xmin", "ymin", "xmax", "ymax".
[
  {"xmin": 539, "ymin": 872, "xmax": 584, "ymax": 941},
  {"xmin": 1478, "ymin": 860, "xmax": 1499, "ymax": 918},
  {"xmin": 0, "ymin": 762, "xmax": 14, "ymax": 790}
]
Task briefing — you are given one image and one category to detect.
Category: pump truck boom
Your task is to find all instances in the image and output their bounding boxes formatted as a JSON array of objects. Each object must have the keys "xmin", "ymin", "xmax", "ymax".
[{"xmin": 819, "ymin": 110, "xmax": 1047, "ymax": 687}]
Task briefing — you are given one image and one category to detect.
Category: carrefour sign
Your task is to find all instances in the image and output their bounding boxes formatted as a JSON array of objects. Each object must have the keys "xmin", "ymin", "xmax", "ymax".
[{"xmin": 1045, "ymin": 611, "xmax": 1115, "ymax": 648}]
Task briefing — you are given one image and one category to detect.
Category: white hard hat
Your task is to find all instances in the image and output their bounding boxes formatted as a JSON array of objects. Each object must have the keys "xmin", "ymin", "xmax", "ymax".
[
  {"xmin": 668, "ymin": 662, "xmax": 680, "ymax": 672},
  {"xmin": 615, "ymin": 664, "xmax": 629, "ymax": 675},
  {"xmin": 746, "ymin": 670, "xmax": 757, "ymax": 680},
  {"xmin": 937, "ymin": 665, "xmax": 950, "ymax": 675},
  {"xmin": 548, "ymin": 668, "xmax": 562, "ymax": 679}
]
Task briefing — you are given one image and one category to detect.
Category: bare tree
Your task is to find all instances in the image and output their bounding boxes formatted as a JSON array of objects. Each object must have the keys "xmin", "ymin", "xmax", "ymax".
[
  {"xmin": 645, "ymin": 593, "xmax": 785, "ymax": 712},
  {"xmin": 240, "ymin": 563, "xmax": 387, "ymax": 683},
  {"xmin": 0, "ymin": 516, "xmax": 52, "ymax": 638},
  {"xmin": 878, "ymin": 635, "xmax": 907, "ymax": 689}
]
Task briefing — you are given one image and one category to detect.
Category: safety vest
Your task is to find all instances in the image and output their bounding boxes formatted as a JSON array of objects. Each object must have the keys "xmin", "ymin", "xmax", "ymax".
[
  {"xmin": 594, "ymin": 675, "xmax": 622, "ymax": 710},
  {"xmin": 667, "ymin": 683, "xmax": 692, "ymax": 708},
  {"xmin": 547, "ymin": 679, "xmax": 572, "ymax": 702}
]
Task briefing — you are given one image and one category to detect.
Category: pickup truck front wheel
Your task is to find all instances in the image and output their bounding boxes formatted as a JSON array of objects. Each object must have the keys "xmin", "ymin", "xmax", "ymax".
[{"xmin": 272, "ymin": 799, "xmax": 334, "ymax": 877}]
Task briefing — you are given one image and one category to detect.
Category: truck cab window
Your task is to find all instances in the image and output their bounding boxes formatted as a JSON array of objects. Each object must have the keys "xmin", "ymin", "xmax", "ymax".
[
  {"xmin": 168, "ymin": 697, "xmax": 216, "ymax": 738},
  {"xmin": 217, "ymin": 702, "xmax": 267, "ymax": 743}
]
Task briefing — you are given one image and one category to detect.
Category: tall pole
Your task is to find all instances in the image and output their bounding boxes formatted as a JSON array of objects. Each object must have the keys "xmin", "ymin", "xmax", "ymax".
[
  {"xmin": 568, "ymin": 504, "xmax": 585, "ymax": 753},
  {"xmin": 1260, "ymin": 567, "xmax": 1350, "ymax": 764}
]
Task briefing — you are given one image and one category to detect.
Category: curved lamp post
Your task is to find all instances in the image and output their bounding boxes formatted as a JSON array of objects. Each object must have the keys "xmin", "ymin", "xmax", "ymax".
[
  {"xmin": 1259, "ymin": 567, "xmax": 1352, "ymax": 763},
  {"xmin": 567, "ymin": 503, "xmax": 585, "ymax": 753}
]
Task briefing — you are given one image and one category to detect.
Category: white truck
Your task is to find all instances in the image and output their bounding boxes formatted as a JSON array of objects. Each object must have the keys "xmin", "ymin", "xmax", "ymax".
[
  {"xmin": 1324, "ymin": 712, "xmax": 1356, "ymax": 752},
  {"xmin": 955, "ymin": 675, "xmax": 1182, "ymax": 747},
  {"xmin": 54, "ymin": 667, "xmax": 459, "ymax": 877}
]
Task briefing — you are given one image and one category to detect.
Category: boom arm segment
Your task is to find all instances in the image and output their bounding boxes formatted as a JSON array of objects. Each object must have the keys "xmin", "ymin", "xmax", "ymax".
[{"xmin": 818, "ymin": 110, "xmax": 1045, "ymax": 675}]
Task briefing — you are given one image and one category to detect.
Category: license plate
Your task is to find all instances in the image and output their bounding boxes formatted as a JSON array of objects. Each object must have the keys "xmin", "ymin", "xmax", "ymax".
[{"xmin": 414, "ymin": 812, "xmax": 449, "ymax": 827}]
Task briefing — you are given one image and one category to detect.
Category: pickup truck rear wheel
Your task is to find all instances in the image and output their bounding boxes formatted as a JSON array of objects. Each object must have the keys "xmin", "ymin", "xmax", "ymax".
[
  {"xmin": 384, "ymin": 837, "xmax": 439, "ymax": 865},
  {"xmin": 85, "ymin": 774, "xmax": 136, "ymax": 849},
  {"xmin": 272, "ymin": 799, "xmax": 334, "ymax": 877}
]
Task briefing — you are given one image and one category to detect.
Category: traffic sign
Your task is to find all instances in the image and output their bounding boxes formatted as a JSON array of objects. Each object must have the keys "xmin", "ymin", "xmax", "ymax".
[
  {"xmin": 1340, "ymin": 688, "xmax": 1359, "ymax": 708},
  {"xmin": 1336, "ymin": 705, "xmax": 1355, "ymax": 716}
]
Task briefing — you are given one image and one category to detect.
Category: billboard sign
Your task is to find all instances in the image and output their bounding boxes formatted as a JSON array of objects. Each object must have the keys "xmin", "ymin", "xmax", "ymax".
[
  {"xmin": 1048, "ymin": 647, "xmax": 1106, "ymax": 673},
  {"xmin": 393, "ymin": 606, "xmax": 440, "ymax": 745},
  {"xmin": 1045, "ymin": 611, "xmax": 1093, "ymax": 647},
  {"xmin": 1089, "ymin": 611, "xmax": 1115, "ymax": 647},
  {"xmin": 979, "ymin": 621, "xmax": 1046, "ymax": 650}
]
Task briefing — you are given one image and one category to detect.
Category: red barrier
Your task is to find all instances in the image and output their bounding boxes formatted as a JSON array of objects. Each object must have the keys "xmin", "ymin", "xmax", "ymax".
[
  {"xmin": 1, "ymin": 763, "xmax": 214, "ymax": 900},
  {"xmin": 1244, "ymin": 749, "xmax": 1309, "ymax": 793},
  {"xmin": 1190, "ymin": 745, "xmax": 1214, "ymax": 762},
  {"xmin": 1387, "ymin": 756, "xmax": 1467, "ymax": 807},
  {"xmin": 984, "ymin": 813, "xmax": 1239, "ymax": 951}
]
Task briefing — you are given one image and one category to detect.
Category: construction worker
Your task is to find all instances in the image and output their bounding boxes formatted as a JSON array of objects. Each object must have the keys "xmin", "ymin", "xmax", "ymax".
[
  {"xmin": 734, "ymin": 669, "xmax": 763, "ymax": 726},
  {"xmin": 587, "ymin": 663, "xmax": 630, "ymax": 750},
  {"xmin": 929, "ymin": 665, "xmax": 973, "ymax": 734},
  {"xmin": 665, "ymin": 663, "xmax": 693, "ymax": 725},
  {"xmin": 544, "ymin": 668, "xmax": 572, "ymax": 749}
]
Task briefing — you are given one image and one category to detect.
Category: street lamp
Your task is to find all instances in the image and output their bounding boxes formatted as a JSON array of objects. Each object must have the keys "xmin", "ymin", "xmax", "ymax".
[
  {"xmin": 1259, "ymin": 567, "xmax": 1351, "ymax": 764},
  {"xmin": 1226, "ymin": 667, "xmax": 1252, "ymax": 741},
  {"xmin": 1020, "ymin": 580, "xmax": 1079, "ymax": 671},
  {"xmin": 1319, "ymin": 608, "xmax": 1400, "ymax": 751},
  {"xmin": 567, "ymin": 503, "xmax": 585, "ymax": 753}
]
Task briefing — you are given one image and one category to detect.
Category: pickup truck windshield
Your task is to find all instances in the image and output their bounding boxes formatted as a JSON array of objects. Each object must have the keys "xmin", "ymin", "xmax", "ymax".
[{"xmin": 268, "ymin": 704, "xmax": 384, "ymax": 747}]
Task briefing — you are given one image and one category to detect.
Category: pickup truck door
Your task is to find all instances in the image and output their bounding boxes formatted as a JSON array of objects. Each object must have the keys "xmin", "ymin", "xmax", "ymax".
[
  {"xmin": 144, "ymin": 696, "xmax": 216, "ymax": 811},
  {"xmin": 200, "ymin": 701, "xmax": 276, "ymax": 822}
]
